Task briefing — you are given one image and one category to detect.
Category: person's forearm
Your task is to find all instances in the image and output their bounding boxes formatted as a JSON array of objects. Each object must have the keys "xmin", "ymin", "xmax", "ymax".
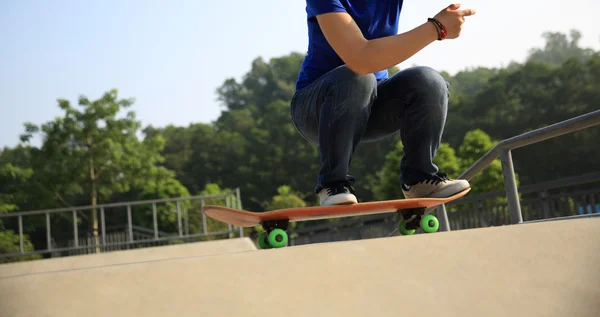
[{"xmin": 351, "ymin": 22, "xmax": 439, "ymax": 74}]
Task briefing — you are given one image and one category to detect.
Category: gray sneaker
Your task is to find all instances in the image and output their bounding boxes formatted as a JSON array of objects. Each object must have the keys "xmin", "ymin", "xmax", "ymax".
[
  {"xmin": 401, "ymin": 173, "xmax": 470, "ymax": 199},
  {"xmin": 317, "ymin": 184, "xmax": 358, "ymax": 206}
]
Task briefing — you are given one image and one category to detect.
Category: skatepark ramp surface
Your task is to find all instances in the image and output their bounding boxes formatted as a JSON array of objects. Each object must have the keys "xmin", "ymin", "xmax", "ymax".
[
  {"xmin": 1, "ymin": 219, "xmax": 599, "ymax": 317},
  {"xmin": 0, "ymin": 237, "xmax": 257, "ymax": 278}
]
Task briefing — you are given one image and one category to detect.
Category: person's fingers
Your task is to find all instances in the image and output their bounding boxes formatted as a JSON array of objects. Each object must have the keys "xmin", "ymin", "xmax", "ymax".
[
  {"xmin": 448, "ymin": 3, "xmax": 461, "ymax": 10},
  {"xmin": 458, "ymin": 8, "xmax": 476, "ymax": 16}
]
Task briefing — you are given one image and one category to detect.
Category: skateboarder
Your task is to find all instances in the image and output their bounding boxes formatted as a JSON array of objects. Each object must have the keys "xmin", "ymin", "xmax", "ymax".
[{"xmin": 291, "ymin": 1, "xmax": 476, "ymax": 206}]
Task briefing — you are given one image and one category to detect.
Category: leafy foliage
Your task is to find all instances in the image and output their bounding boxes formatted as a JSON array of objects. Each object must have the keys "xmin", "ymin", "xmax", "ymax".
[
  {"xmin": 5, "ymin": 89, "xmax": 189, "ymax": 255},
  {"xmin": 264, "ymin": 185, "xmax": 307, "ymax": 211}
]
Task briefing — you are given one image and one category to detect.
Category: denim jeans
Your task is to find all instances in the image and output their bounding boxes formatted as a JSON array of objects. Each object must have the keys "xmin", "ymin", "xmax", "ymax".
[{"xmin": 290, "ymin": 65, "xmax": 449, "ymax": 193}]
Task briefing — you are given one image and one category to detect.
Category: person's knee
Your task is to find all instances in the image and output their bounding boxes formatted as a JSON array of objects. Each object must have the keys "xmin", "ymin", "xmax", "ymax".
[
  {"xmin": 409, "ymin": 66, "xmax": 449, "ymax": 99},
  {"xmin": 327, "ymin": 66, "xmax": 377, "ymax": 113},
  {"xmin": 410, "ymin": 66, "xmax": 447, "ymax": 92},
  {"xmin": 350, "ymin": 70, "xmax": 378, "ymax": 94},
  {"xmin": 331, "ymin": 66, "xmax": 377, "ymax": 94}
]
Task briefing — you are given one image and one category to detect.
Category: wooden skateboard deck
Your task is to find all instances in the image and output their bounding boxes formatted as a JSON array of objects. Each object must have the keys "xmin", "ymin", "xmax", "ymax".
[
  {"xmin": 203, "ymin": 187, "xmax": 470, "ymax": 227},
  {"xmin": 203, "ymin": 188, "xmax": 470, "ymax": 248}
]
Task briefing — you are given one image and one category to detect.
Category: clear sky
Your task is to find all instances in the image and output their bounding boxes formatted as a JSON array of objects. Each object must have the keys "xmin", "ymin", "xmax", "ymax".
[{"xmin": 1, "ymin": 0, "xmax": 597, "ymax": 148}]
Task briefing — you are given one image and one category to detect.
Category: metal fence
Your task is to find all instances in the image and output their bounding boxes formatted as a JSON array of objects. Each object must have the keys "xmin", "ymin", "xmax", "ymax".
[
  {"xmin": 445, "ymin": 172, "xmax": 600, "ymax": 229},
  {"xmin": 0, "ymin": 189, "xmax": 243, "ymax": 261},
  {"xmin": 436, "ymin": 109, "xmax": 600, "ymax": 230}
]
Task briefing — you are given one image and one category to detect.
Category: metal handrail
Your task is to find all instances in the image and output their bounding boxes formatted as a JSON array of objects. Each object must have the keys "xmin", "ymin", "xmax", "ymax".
[
  {"xmin": 459, "ymin": 109, "xmax": 600, "ymax": 181},
  {"xmin": 437, "ymin": 109, "xmax": 600, "ymax": 231},
  {"xmin": 0, "ymin": 191, "xmax": 238, "ymax": 218}
]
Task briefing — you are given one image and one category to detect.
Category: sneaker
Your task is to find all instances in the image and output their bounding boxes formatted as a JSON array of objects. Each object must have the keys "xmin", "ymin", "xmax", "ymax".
[
  {"xmin": 317, "ymin": 184, "xmax": 358, "ymax": 206},
  {"xmin": 401, "ymin": 172, "xmax": 470, "ymax": 199}
]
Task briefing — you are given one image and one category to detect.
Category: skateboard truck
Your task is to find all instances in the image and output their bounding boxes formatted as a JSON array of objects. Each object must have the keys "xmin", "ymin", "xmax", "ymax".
[
  {"xmin": 396, "ymin": 207, "xmax": 439, "ymax": 235},
  {"xmin": 257, "ymin": 219, "xmax": 290, "ymax": 249}
]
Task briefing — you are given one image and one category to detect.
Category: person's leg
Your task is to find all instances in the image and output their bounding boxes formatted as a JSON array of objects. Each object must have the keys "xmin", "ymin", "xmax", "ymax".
[
  {"xmin": 290, "ymin": 65, "xmax": 377, "ymax": 205},
  {"xmin": 362, "ymin": 66, "xmax": 470, "ymax": 198}
]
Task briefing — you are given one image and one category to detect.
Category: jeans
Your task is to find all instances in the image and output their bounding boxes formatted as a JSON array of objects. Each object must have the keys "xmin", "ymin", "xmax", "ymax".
[{"xmin": 290, "ymin": 65, "xmax": 449, "ymax": 193}]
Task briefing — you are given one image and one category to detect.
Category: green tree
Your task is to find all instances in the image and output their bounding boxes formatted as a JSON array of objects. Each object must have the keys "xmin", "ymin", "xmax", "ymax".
[
  {"xmin": 263, "ymin": 185, "xmax": 306, "ymax": 211},
  {"xmin": 0, "ymin": 162, "xmax": 42, "ymax": 263},
  {"xmin": 458, "ymin": 129, "xmax": 513, "ymax": 197},
  {"xmin": 142, "ymin": 123, "xmax": 205, "ymax": 193},
  {"xmin": 19, "ymin": 89, "xmax": 183, "ymax": 252},
  {"xmin": 0, "ymin": 163, "xmax": 32, "ymax": 214},
  {"xmin": 527, "ymin": 30, "xmax": 595, "ymax": 66},
  {"xmin": 441, "ymin": 66, "xmax": 499, "ymax": 147},
  {"xmin": 462, "ymin": 53, "xmax": 599, "ymax": 183},
  {"xmin": 128, "ymin": 168, "xmax": 191, "ymax": 233},
  {"xmin": 0, "ymin": 231, "xmax": 40, "ymax": 264}
]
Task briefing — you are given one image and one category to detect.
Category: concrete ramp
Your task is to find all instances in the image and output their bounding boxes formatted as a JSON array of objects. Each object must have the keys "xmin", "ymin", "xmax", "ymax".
[
  {"xmin": 0, "ymin": 237, "xmax": 256, "ymax": 278},
  {"xmin": 1, "ymin": 219, "xmax": 599, "ymax": 317}
]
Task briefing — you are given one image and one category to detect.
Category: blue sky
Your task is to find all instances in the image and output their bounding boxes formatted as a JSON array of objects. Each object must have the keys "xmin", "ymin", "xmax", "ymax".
[{"xmin": 1, "ymin": 0, "xmax": 597, "ymax": 148}]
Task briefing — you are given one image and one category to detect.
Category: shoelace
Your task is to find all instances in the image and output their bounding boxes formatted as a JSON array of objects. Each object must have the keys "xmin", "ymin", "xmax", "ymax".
[
  {"xmin": 326, "ymin": 184, "xmax": 356, "ymax": 196},
  {"xmin": 420, "ymin": 172, "xmax": 449, "ymax": 185}
]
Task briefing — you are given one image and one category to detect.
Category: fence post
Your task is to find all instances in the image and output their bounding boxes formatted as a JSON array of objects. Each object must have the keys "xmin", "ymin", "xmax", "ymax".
[
  {"xmin": 177, "ymin": 201, "xmax": 183, "ymax": 237},
  {"xmin": 152, "ymin": 203, "xmax": 158, "ymax": 240},
  {"xmin": 73, "ymin": 210, "xmax": 79, "ymax": 247},
  {"xmin": 46, "ymin": 212, "xmax": 52, "ymax": 251},
  {"xmin": 18, "ymin": 215, "xmax": 23, "ymax": 253},
  {"xmin": 236, "ymin": 188, "xmax": 244, "ymax": 237},
  {"xmin": 436, "ymin": 205, "xmax": 451, "ymax": 231},
  {"xmin": 499, "ymin": 149, "xmax": 523, "ymax": 224},
  {"xmin": 235, "ymin": 187, "xmax": 243, "ymax": 210},
  {"xmin": 540, "ymin": 191, "xmax": 551, "ymax": 219},
  {"xmin": 101, "ymin": 207, "xmax": 106, "ymax": 249},
  {"xmin": 127, "ymin": 205, "xmax": 133, "ymax": 243},
  {"xmin": 201, "ymin": 199, "xmax": 207, "ymax": 234},
  {"xmin": 226, "ymin": 195, "xmax": 233, "ymax": 238}
]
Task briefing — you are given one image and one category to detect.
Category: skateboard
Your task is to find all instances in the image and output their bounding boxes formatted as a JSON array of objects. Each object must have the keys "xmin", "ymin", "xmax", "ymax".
[{"xmin": 202, "ymin": 188, "xmax": 470, "ymax": 249}]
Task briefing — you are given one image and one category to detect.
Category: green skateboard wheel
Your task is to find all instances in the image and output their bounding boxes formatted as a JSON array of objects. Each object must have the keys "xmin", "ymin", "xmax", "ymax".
[
  {"xmin": 420, "ymin": 214, "xmax": 439, "ymax": 233},
  {"xmin": 267, "ymin": 228, "xmax": 288, "ymax": 248},
  {"xmin": 398, "ymin": 220, "xmax": 415, "ymax": 235},
  {"xmin": 257, "ymin": 232, "xmax": 271, "ymax": 249}
]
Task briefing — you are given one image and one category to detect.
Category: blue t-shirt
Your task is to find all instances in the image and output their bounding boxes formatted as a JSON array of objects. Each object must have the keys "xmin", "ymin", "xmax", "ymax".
[{"xmin": 296, "ymin": 0, "xmax": 404, "ymax": 90}]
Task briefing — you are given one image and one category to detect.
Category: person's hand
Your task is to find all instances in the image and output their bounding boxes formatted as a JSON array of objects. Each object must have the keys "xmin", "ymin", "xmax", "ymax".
[{"xmin": 432, "ymin": 3, "xmax": 476, "ymax": 39}]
